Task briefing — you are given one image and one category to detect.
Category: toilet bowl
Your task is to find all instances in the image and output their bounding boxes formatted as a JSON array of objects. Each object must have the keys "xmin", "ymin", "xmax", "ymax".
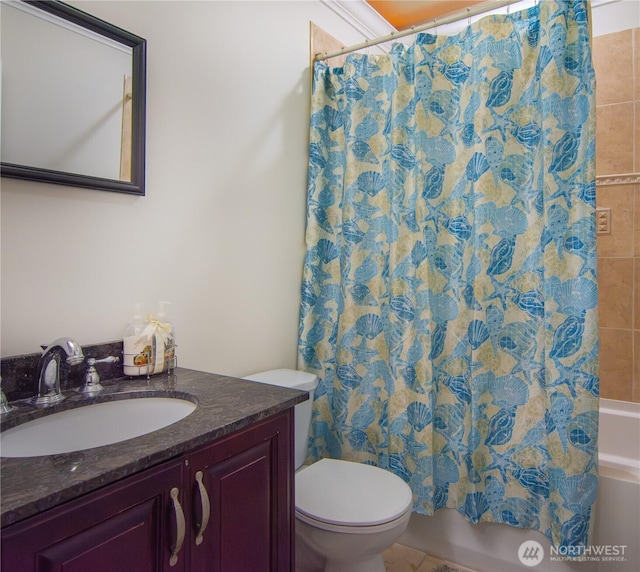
[
  {"xmin": 243, "ymin": 370, "xmax": 413, "ymax": 572},
  {"xmin": 295, "ymin": 458, "xmax": 413, "ymax": 572}
]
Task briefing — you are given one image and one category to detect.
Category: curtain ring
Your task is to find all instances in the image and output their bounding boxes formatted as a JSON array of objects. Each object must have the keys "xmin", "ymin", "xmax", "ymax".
[
  {"xmin": 467, "ymin": 8, "xmax": 471, "ymax": 26},
  {"xmin": 433, "ymin": 18, "xmax": 438, "ymax": 35}
]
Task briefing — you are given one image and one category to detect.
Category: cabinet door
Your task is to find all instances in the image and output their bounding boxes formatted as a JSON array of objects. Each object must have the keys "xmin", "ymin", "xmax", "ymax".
[
  {"xmin": 189, "ymin": 411, "xmax": 293, "ymax": 572},
  {"xmin": 1, "ymin": 459, "xmax": 187, "ymax": 572}
]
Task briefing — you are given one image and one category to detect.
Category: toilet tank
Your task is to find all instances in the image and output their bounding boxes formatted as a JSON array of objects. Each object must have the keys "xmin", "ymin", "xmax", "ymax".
[{"xmin": 243, "ymin": 369, "xmax": 318, "ymax": 470}]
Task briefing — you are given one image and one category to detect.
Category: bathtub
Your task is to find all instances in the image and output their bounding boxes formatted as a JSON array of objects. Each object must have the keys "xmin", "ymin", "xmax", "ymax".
[{"xmin": 398, "ymin": 398, "xmax": 640, "ymax": 572}]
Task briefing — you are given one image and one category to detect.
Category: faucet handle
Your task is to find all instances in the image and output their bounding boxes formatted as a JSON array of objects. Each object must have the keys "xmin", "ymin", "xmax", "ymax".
[
  {"xmin": 92, "ymin": 356, "xmax": 120, "ymax": 366},
  {"xmin": 79, "ymin": 356, "xmax": 120, "ymax": 395}
]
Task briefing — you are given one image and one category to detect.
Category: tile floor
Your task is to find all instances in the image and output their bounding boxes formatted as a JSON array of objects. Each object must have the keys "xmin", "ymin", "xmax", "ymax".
[{"xmin": 382, "ymin": 543, "xmax": 479, "ymax": 572}]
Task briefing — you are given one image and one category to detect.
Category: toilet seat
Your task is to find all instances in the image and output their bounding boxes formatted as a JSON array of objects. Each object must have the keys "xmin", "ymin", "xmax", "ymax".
[
  {"xmin": 295, "ymin": 505, "xmax": 412, "ymax": 534},
  {"xmin": 295, "ymin": 458, "xmax": 413, "ymax": 532}
]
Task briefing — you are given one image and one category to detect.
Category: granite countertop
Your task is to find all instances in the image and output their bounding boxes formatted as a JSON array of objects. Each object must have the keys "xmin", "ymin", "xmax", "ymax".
[{"xmin": 0, "ymin": 367, "xmax": 308, "ymax": 527}]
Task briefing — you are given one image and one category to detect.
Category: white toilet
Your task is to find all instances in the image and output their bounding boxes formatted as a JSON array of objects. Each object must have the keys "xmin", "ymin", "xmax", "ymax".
[{"xmin": 244, "ymin": 369, "xmax": 413, "ymax": 572}]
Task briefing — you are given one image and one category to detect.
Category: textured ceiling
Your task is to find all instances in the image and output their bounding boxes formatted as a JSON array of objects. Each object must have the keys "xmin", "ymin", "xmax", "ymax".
[{"xmin": 365, "ymin": 0, "xmax": 485, "ymax": 30}]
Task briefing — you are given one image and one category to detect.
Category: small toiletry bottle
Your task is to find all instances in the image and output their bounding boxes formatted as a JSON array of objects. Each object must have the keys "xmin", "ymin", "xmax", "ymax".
[
  {"xmin": 123, "ymin": 304, "xmax": 151, "ymax": 376},
  {"xmin": 155, "ymin": 301, "xmax": 175, "ymax": 373}
]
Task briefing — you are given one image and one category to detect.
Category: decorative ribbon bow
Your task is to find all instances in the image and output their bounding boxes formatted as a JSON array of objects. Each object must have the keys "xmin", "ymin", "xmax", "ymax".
[{"xmin": 141, "ymin": 314, "xmax": 173, "ymax": 347}]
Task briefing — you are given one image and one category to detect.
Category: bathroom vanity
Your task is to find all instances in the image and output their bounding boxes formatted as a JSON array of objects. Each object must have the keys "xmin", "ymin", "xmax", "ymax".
[{"xmin": 0, "ymin": 368, "xmax": 308, "ymax": 571}]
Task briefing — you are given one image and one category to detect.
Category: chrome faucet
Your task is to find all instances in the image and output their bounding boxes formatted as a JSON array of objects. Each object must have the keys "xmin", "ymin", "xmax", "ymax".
[
  {"xmin": 32, "ymin": 337, "xmax": 84, "ymax": 407},
  {"xmin": 80, "ymin": 355, "xmax": 120, "ymax": 395}
]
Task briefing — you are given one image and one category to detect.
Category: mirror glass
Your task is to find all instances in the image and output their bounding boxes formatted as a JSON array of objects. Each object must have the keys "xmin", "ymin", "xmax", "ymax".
[{"xmin": 0, "ymin": 0, "xmax": 146, "ymax": 195}]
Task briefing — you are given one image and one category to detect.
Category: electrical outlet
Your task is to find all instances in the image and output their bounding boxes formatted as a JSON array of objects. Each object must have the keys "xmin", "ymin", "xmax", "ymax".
[{"xmin": 596, "ymin": 207, "xmax": 611, "ymax": 234}]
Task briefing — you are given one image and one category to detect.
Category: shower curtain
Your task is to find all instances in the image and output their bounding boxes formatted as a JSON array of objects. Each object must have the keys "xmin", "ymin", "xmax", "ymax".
[{"xmin": 299, "ymin": 0, "xmax": 598, "ymax": 550}]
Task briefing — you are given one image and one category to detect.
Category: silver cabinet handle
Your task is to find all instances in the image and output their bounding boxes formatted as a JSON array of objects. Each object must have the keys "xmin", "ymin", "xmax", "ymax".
[
  {"xmin": 194, "ymin": 471, "xmax": 211, "ymax": 546},
  {"xmin": 169, "ymin": 487, "xmax": 185, "ymax": 566}
]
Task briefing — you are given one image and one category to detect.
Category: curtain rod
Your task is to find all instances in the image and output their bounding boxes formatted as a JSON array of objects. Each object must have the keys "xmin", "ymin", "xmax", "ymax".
[{"xmin": 315, "ymin": 0, "xmax": 524, "ymax": 62}]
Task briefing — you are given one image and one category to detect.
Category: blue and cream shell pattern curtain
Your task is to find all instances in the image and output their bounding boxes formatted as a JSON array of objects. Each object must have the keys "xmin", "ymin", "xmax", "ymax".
[{"xmin": 299, "ymin": 0, "xmax": 598, "ymax": 550}]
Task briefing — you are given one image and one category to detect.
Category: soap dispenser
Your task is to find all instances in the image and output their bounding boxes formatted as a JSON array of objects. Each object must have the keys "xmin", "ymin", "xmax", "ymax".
[
  {"xmin": 155, "ymin": 301, "xmax": 176, "ymax": 374},
  {"xmin": 123, "ymin": 303, "xmax": 151, "ymax": 376}
]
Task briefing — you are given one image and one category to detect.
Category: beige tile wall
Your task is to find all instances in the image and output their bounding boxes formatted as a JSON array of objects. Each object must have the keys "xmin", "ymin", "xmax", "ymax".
[{"xmin": 594, "ymin": 28, "xmax": 640, "ymax": 403}]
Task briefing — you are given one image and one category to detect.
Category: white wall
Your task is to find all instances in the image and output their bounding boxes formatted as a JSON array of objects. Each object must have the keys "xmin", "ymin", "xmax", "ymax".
[{"xmin": 0, "ymin": 0, "xmax": 375, "ymax": 376}]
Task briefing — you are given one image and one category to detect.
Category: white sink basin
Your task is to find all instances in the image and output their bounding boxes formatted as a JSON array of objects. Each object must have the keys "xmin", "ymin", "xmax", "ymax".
[{"xmin": 0, "ymin": 397, "xmax": 197, "ymax": 458}]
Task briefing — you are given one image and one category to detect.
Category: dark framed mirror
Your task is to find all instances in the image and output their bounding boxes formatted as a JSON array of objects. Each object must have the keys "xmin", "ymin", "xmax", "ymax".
[{"xmin": 1, "ymin": 0, "xmax": 146, "ymax": 195}]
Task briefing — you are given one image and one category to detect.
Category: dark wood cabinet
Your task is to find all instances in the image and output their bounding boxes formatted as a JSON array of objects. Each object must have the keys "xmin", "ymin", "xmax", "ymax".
[
  {"xmin": 1, "ymin": 410, "xmax": 294, "ymax": 572},
  {"xmin": 1, "ymin": 459, "xmax": 186, "ymax": 572},
  {"xmin": 189, "ymin": 413, "xmax": 293, "ymax": 572}
]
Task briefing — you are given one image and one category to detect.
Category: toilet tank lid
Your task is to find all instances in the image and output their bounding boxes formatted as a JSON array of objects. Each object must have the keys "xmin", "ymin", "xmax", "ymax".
[{"xmin": 243, "ymin": 369, "xmax": 318, "ymax": 391}]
